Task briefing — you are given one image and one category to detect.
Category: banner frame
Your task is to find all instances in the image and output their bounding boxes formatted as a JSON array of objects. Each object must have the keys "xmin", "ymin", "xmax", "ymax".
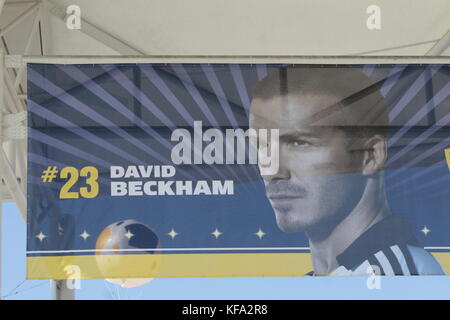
[{"xmin": 5, "ymin": 54, "xmax": 450, "ymax": 68}]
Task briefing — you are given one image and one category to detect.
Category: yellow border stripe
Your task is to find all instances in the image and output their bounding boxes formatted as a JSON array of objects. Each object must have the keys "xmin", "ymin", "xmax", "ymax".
[
  {"xmin": 27, "ymin": 253, "xmax": 313, "ymax": 280},
  {"xmin": 431, "ymin": 252, "xmax": 450, "ymax": 275},
  {"xmin": 26, "ymin": 252, "xmax": 450, "ymax": 280}
]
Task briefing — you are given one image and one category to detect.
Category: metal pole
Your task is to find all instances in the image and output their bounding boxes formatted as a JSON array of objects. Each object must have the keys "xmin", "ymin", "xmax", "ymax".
[
  {"xmin": 0, "ymin": 0, "xmax": 5, "ymax": 16},
  {"xmin": 14, "ymin": 4, "xmax": 42, "ymax": 89},
  {"xmin": 52, "ymin": 280, "xmax": 75, "ymax": 300},
  {"xmin": 0, "ymin": 49, "xmax": 4, "ymax": 299},
  {"xmin": 0, "ymin": 1, "xmax": 41, "ymax": 38},
  {"xmin": 0, "ymin": 148, "xmax": 26, "ymax": 220},
  {"xmin": 4, "ymin": 55, "xmax": 450, "ymax": 67},
  {"xmin": 426, "ymin": 30, "xmax": 450, "ymax": 56}
]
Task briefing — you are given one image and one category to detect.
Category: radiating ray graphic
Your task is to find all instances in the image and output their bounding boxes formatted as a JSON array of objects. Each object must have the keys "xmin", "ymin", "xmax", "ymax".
[
  {"xmin": 380, "ymin": 66, "xmax": 406, "ymax": 97},
  {"xmin": 28, "ymin": 68, "xmax": 180, "ymax": 172},
  {"xmin": 200, "ymin": 64, "xmax": 262, "ymax": 183},
  {"xmin": 57, "ymin": 65, "xmax": 173, "ymax": 148},
  {"xmin": 104, "ymin": 65, "xmax": 246, "ymax": 182},
  {"xmin": 389, "ymin": 66, "xmax": 440, "ymax": 121},
  {"xmin": 55, "ymin": 65, "xmax": 208, "ymax": 179},
  {"xmin": 420, "ymin": 183, "xmax": 450, "ymax": 200},
  {"xmin": 201, "ymin": 65, "xmax": 240, "ymax": 127},
  {"xmin": 386, "ymin": 115, "xmax": 450, "ymax": 177},
  {"xmin": 386, "ymin": 133, "xmax": 450, "ymax": 182},
  {"xmin": 424, "ymin": 68, "xmax": 437, "ymax": 125},
  {"xmin": 255, "ymin": 64, "xmax": 268, "ymax": 80},
  {"xmin": 59, "ymin": 64, "xmax": 256, "ymax": 184},
  {"xmin": 226, "ymin": 64, "xmax": 269, "ymax": 185},
  {"xmin": 362, "ymin": 64, "xmax": 375, "ymax": 77},
  {"xmin": 152, "ymin": 64, "xmax": 248, "ymax": 122},
  {"xmin": 166, "ymin": 64, "xmax": 256, "ymax": 185},
  {"xmin": 137, "ymin": 64, "xmax": 240, "ymax": 182},
  {"xmin": 104, "ymin": 66, "xmax": 190, "ymax": 127},
  {"xmin": 229, "ymin": 64, "xmax": 251, "ymax": 115},
  {"xmin": 386, "ymin": 160, "xmax": 446, "ymax": 191},
  {"xmin": 379, "ymin": 66, "xmax": 449, "ymax": 189},
  {"xmin": 389, "ymin": 169, "xmax": 449, "ymax": 199},
  {"xmin": 29, "ymin": 152, "xmax": 70, "ymax": 169},
  {"xmin": 356, "ymin": 66, "xmax": 407, "ymax": 129},
  {"xmin": 162, "ymin": 64, "xmax": 219, "ymax": 127},
  {"xmin": 56, "ymin": 67, "xmax": 207, "ymax": 179},
  {"xmin": 28, "ymin": 100, "xmax": 144, "ymax": 164},
  {"xmin": 387, "ymin": 83, "xmax": 450, "ymax": 159},
  {"xmin": 29, "ymin": 128, "xmax": 110, "ymax": 168}
]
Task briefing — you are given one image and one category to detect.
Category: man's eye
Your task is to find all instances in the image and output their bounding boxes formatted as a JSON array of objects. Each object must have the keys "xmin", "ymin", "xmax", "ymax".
[{"xmin": 286, "ymin": 140, "xmax": 311, "ymax": 148}]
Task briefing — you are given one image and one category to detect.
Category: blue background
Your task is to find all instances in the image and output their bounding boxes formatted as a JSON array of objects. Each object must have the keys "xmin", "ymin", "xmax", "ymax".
[{"xmin": 26, "ymin": 64, "xmax": 450, "ymax": 255}]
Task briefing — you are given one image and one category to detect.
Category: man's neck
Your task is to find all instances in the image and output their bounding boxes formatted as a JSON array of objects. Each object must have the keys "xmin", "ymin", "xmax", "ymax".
[{"xmin": 308, "ymin": 178, "xmax": 391, "ymax": 275}]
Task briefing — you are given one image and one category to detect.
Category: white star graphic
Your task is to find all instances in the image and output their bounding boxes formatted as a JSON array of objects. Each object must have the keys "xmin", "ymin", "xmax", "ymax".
[
  {"xmin": 124, "ymin": 230, "xmax": 134, "ymax": 240},
  {"xmin": 211, "ymin": 228, "xmax": 222, "ymax": 239},
  {"xmin": 80, "ymin": 230, "xmax": 90, "ymax": 240},
  {"xmin": 168, "ymin": 229, "xmax": 179, "ymax": 239},
  {"xmin": 255, "ymin": 228, "xmax": 266, "ymax": 239},
  {"xmin": 421, "ymin": 226, "xmax": 430, "ymax": 236},
  {"xmin": 36, "ymin": 232, "xmax": 46, "ymax": 242}
]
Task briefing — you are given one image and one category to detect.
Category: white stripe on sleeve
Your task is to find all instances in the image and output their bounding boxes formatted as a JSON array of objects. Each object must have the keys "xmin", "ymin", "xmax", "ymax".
[
  {"xmin": 374, "ymin": 250, "xmax": 395, "ymax": 275},
  {"xmin": 390, "ymin": 245, "xmax": 411, "ymax": 275}
]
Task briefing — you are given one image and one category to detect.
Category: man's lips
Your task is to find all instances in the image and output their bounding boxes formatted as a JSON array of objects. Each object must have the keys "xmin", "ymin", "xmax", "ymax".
[{"xmin": 267, "ymin": 193, "xmax": 304, "ymax": 200}]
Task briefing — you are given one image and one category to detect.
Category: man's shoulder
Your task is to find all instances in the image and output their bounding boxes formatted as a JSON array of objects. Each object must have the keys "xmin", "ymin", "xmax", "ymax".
[{"xmin": 331, "ymin": 245, "xmax": 446, "ymax": 276}]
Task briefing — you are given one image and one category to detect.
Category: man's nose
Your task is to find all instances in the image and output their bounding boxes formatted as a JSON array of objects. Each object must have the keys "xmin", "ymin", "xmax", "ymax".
[{"xmin": 262, "ymin": 165, "xmax": 290, "ymax": 182}]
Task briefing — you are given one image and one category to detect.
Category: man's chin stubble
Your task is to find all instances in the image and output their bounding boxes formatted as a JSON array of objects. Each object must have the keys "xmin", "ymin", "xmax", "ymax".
[{"xmin": 275, "ymin": 213, "xmax": 310, "ymax": 233}]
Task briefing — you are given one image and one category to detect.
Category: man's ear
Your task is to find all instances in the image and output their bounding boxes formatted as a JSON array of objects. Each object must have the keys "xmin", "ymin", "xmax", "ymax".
[{"xmin": 362, "ymin": 135, "xmax": 387, "ymax": 175}]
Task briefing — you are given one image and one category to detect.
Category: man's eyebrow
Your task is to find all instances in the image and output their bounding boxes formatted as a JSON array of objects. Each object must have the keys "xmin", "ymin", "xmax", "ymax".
[{"xmin": 279, "ymin": 131, "xmax": 321, "ymax": 140}]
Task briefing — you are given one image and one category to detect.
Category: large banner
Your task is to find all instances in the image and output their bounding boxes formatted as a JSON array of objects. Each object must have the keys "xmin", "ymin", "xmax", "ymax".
[{"xmin": 27, "ymin": 63, "xmax": 450, "ymax": 280}]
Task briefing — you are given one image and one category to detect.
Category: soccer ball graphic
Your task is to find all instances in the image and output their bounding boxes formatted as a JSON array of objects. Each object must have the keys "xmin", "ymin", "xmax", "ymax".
[{"xmin": 95, "ymin": 219, "xmax": 160, "ymax": 288}]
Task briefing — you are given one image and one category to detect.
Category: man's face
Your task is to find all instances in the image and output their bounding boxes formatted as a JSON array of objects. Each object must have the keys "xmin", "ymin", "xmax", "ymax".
[{"xmin": 250, "ymin": 93, "xmax": 367, "ymax": 234}]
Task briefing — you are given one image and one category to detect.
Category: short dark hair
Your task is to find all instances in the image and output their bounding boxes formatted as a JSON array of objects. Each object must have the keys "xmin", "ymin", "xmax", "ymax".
[{"xmin": 251, "ymin": 66, "xmax": 389, "ymax": 139}]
